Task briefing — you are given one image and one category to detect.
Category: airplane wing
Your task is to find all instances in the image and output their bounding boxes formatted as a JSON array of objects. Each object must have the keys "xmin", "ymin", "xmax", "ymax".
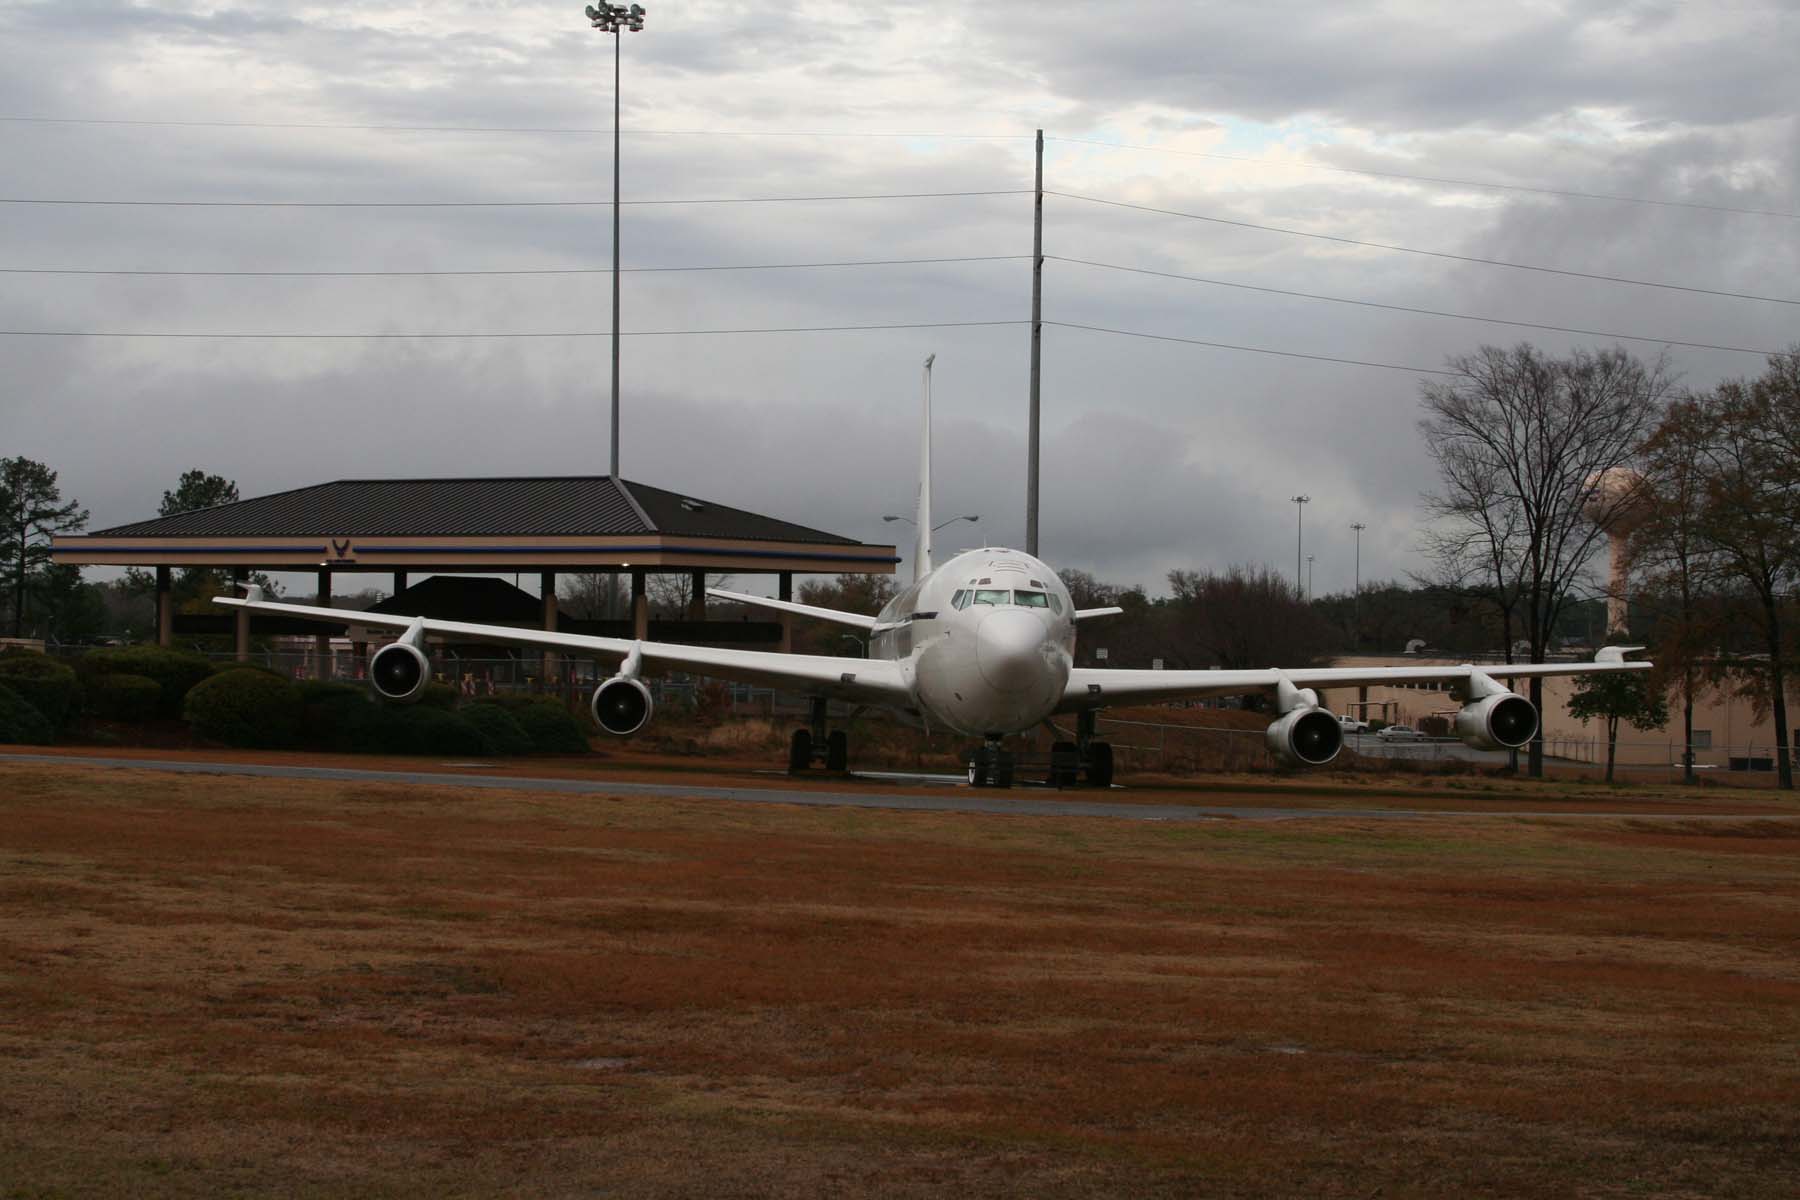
[
  {"xmin": 705, "ymin": 587, "xmax": 878, "ymax": 631},
  {"xmin": 1073, "ymin": 606, "xmax": 1125, "ymax": 621},
  {"xmin": 213, "ymin": 592, "xmax": 906, "ymax": 705},
  {"xmin": 1057, "ymin": 648, "xmax": 1651, "ymax": 712}
]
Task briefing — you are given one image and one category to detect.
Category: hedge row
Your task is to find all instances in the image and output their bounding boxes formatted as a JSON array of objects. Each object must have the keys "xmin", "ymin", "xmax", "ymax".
[
  {"xmin": 181, "ymin": 670, "xmax": 586, "ymax": 757},
  {"xmin": 0, "ymin": 680, "xmax": 53, "ymax": 745},
  {"xmin": 0, "ymin": 652, "xmax": 79, "ymax": 728}
]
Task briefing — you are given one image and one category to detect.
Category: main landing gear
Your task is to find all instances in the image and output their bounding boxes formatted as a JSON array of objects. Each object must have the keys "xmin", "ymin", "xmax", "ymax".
[
  {"xmin": 788, "ymin": 697, "xmax": 849, "ymax": 773},
  {"xmin": 967, "ymin": 713, "xmax": 1115, "ymax": 790}
]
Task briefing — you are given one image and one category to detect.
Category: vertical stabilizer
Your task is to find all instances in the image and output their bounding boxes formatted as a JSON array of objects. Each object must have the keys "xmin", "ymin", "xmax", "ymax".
[{"xmin": 914, "ymin": 354, "xmax": 935, "ymax": 583}]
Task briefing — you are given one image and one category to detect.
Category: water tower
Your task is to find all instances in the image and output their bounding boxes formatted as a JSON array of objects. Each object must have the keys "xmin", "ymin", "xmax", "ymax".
[{"xmin": 1582, "ymin": 467, "xmax": 1646, "ymax": 638}]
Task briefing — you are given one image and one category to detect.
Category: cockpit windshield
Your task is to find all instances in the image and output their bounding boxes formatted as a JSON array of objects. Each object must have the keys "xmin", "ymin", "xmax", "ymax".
[
  {"xmin": 972, "ymin": 589, "xmax": 1010, "ymax": 606},
  {"xmin": 1014, "ymin": 590, "xmax": 1049, "ymax": 608}
]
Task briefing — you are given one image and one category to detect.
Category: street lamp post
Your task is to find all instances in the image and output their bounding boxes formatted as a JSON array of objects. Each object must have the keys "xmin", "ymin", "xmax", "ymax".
[
  {"xmin": 883, "ymin": 514, "xmax": 980, "ymax": 533},
  {"xmin": 1350, "ymin": 522, "xmax": 1366, "ymax": 639},
  {"xmin": 583, "ymin": 3, "xmax": 646, "ymax": 480},
  {"xmin": 1290, "ymin": 495, "xmax": 1310, "ymax": 597},
  {"xmin": 1306, "ymin": 554, "xmax": 1315, "ymax": 603}
]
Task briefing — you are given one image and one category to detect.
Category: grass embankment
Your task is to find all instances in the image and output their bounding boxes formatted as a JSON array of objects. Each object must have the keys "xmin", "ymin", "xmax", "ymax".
[{"xmin": 2, "ymin": 762, "xmax": 1797, "ymax": 1197}]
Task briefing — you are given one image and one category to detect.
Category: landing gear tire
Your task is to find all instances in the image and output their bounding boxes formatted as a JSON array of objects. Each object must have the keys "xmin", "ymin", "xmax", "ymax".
[
  {"xmin": 1049, "ymin": 740, "xmax": 1080, "ymax": 788},
  {"xmin": 968, "ymin": 744, "xmax": 1016, "ymax": 788},
  {"xmin": 788, "ymin": 729, "xmax": 813, "ymax": 773},
  {"xmin": 825, "ymin": 729, "xmax": 849, "ymax": 772},
  {"xmin": 1084, "ymin": 741, "xmax": 1114, "ymax": 788}
]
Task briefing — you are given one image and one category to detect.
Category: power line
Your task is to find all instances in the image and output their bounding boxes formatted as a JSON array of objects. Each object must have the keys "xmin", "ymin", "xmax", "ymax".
[
  {"xmin": 0, "ymin": 189, "xmax": 1029, "ymax": 209},
  {"xmin": 0, "ymin": 315, "xmax": 1460, "ymax": 377},
  {"xmin": 1043, "ymin": 321, "xmax": 1462, "ymax": 377},
  {"xmin": 1048, "ymin": 255, "xmax": 1795, "ymax": 359},
  {"xmin": 1050, "ymin": 191, "xmax": 1800, "ymax": 307},
  {"xmin": 0, "ymin": 254, "xmax": 1028, "ymax": 278},
  {"xmin": 1047, "ymin": 136, "xmax": 1800, "ymax": 222},
  {"xmin": 0, "ymin": 115, "xmax": 1025, "ymax": 139},
  {"xmin": 0, "ymin": 319, "xmax": 1029, "ymax": 340}
]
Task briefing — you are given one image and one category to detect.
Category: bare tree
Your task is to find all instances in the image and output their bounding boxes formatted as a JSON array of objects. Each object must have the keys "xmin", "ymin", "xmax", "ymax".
[
  {"xmin": 1165, "ymin": 565, "xmax": 1331, "ymax": 687},
  {"xmin": 1418, "ymin": 344, "xmax": 1673, "ymax": 776},
  {"xmin": 558, "ymin": 572, "xmax": 626, "ymax": 621},
  {"xmin": 1667, "ymin": 357, "xmax": 1798, "ymax": 789},
  {"xmin": 1633, "ymin": 398, "xmax": 1723, "ymax": 784},
  {"xmin": 646, "ymin": 573, "xmax": 734, "ymax": 618}
]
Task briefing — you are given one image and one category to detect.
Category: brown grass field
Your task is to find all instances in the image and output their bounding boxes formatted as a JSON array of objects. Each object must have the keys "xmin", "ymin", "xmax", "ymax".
[{"xmin": 2, "ymin": 757, "xmax": 1798, "ymax": 1198}]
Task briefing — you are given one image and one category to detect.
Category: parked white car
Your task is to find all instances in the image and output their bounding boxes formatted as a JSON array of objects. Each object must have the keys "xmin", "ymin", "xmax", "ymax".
[
  {"xmin": 1338, "ymin": 715, "xmax": 1370, "ymax": 733},
  {"xmin": 1376, "ymin": 724, "xmax": 1423, "ymax": 742}
]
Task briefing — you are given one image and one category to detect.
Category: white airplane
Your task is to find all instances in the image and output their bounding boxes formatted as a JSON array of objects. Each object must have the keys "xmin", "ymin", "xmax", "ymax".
[{"xmin": 215, "ymin": 357, "xmax": 1650, "ymax": 788}]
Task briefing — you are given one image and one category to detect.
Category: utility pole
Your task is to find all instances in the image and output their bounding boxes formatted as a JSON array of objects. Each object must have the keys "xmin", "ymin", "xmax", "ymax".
[
  {"xmin": 1290, "ymin": 495, "xmax": 1310, "ymax": 597},
  {"xmin": 584, "ymin": 3, "xmax": 646, "ymax": 480},
  {"xmin": 1026, "ymin": 128, "xmax": 1043, "ymax": 556}
]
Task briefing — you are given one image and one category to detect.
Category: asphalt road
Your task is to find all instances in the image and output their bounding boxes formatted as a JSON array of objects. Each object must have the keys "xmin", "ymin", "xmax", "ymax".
[{"xmin": 4, "ymin": 752, "xmax": 1792, "ymax": 824}]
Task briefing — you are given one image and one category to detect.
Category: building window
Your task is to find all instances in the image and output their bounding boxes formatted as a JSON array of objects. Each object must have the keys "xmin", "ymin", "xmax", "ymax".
[{"xmin": 1691, "ymin": 730, "xmax": 1713, "ymax": 750}]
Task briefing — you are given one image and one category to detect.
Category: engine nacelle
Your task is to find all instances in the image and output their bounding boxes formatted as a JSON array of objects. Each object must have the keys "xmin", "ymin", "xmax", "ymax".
[
  {"xmin": 1454, "ymin": 692, "xmax": 1539, "ymax": 750},
  {"xmin": 368, "ymin": 642, "xmax": 430, "ymax": 702},
  {"xmin": 1265, "ymin": 707, "xmax": 1344, "ymax": 767},
  {"xmin": 591, "ymin": 676, "xmax": 653, "ymax": 736}
]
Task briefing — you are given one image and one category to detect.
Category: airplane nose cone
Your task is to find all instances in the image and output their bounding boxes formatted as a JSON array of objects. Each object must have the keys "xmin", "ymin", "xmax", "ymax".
[{"xmin": 976, "ymin": 609, "xmax": 1047, "ymax": 693}]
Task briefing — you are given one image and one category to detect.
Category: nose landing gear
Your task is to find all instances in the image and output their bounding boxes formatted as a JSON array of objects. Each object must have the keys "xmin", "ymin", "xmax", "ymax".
[
  {"xmin": 968, "ymin": 736, "xmax": 1015, "ymax": 788},
  {"xmin": 788, "ymin": 698, "xmax": 850, "ymax": 773}
]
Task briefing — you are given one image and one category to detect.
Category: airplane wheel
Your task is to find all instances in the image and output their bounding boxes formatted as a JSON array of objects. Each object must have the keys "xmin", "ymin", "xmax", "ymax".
[
  {"xmin": 1049, "ymin": 740, "xmax": 1079, "ymax": 787},
  {"xmin": 1085, "ymin": 741, "xmax": 1114, "ymax": 788},
  {"xmin": 967, "ymin": 761, "xmax": 982, "ymax": 787},
  {"xmin": 788, "ymin": 729, "xmax": 813, "ymax": 773},
  {"xmin": 826, "ymin": 730, "xmax": 849, "ymax": 772}
]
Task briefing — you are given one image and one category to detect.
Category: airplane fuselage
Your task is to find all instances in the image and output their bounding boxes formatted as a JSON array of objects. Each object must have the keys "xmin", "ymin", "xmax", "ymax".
[{"xmin": 868, "ymin": 548, "xmax": 1076, "ymax": 737}]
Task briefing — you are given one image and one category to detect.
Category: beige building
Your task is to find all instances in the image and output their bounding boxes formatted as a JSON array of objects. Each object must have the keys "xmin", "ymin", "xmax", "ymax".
[{"xmin": 1330, "ymin": 655, "xmax": 1796, "ymax": 772}]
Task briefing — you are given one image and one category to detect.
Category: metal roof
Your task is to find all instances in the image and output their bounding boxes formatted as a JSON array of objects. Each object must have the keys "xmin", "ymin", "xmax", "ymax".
[{"xmin": 89, "ymin": 476, "xmax": 862, "ymax": 546}]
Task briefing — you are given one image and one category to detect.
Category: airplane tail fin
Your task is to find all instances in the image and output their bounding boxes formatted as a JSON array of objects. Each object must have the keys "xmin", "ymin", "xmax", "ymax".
[{"xmin": 913, "ymin": 353, "xmax": 935, "ymax": 584}]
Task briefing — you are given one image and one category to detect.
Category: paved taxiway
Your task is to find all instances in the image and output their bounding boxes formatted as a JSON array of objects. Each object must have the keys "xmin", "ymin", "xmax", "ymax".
[{"xmin": 5, "ymin": 752, "xmax": 1794, "ymax": 823}]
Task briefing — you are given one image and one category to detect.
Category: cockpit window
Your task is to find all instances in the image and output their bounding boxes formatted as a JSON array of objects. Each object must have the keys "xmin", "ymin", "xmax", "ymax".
[
  {"xmin": 1048, "ymin": 593, "xmax": 1064, "ymax": 614},
  {"xmin": 972, "ymin": 589, "xmax": 1009, "ymax": 606},
  {"xmin": 950, "ymin": 589, "xmax": 971, "ymax": 610},
  {"xmin": 1015, "ymin": 590, "xmax": 1050, "ymax": 608}
]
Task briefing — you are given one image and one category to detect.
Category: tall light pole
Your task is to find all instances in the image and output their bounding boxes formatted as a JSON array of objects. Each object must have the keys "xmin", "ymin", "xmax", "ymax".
[
  {"xmin": 584, "ymin": 3, "xmax": 646, "ymax": 480},
  {"xmin": 1350, "ymin": 522, "xmax": 1366, "ymax": 637},
  {"xmin": 1290, "ymin": 495, "xmax": 1310, "ymax": 597},
  {"xmin": 1306, "ymin": 554, "xmax": 1315, "ymax": 603}
]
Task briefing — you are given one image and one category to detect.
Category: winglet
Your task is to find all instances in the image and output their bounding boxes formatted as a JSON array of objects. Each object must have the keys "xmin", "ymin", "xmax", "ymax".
[
  {"xmin": 237, "ymin": 580, "xmax": 265, "ymax": 604},
  {"xmin": 1595, "ymin": 645, "xmax": 1645, "ymax": 664}
]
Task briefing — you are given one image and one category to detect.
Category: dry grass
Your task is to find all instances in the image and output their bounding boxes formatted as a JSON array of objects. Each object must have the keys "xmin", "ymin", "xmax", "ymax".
[{"xmin": 2, "ymin": 760, "xmax": 1798, "ymax": 1198}]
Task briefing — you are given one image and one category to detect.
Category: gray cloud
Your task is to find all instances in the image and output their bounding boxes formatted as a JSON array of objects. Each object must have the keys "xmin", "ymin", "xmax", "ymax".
[{"xmin": 1, "ymin": 0, "xmax": 1794, "ymax": 602}]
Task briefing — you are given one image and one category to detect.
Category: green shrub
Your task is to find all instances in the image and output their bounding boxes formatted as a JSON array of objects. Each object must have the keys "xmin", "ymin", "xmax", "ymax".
[
  {"xmin": 419, "ymin": 681, "xmax": 461, "ymax": 710},
  {"xmin": 482, "ymin": 695, "xmax": 590, "ymax": 754},
  {"xmin": 90, "ymin": 674, "xmax": 162, "ymax": 723},
  {"xmin": 0, "ymin": 652, "xmax": 79, "ymax": 728},
  {"xmin": 80, "ymin": 645, "xmax": 216, "ymax": 718},
  {"xmin": 343, "ymin": 704, "xmax": 493, "ymax": 757},
  {"xmin": 0, "ymin": 681, "xmax": 54, "ymax": 745},
  {"xmin": 461, "ymin": 702, "xmax": 533, "ymax": 756},
  {"xmin": 183, "ymin": 668, "xmax": 302, "ymax": 748},
  {"xmin": 296, "ymin": 682, "xmax": 373, "ymax": 750}
]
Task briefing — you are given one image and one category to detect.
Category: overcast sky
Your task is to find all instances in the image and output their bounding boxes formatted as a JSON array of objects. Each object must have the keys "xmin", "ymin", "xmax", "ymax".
[{"xmin": 2, "ymin": 0, "xmax": 1794, "ymax": 598}]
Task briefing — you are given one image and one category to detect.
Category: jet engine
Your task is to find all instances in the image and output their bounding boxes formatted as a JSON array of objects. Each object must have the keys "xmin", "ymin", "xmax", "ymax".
[
  {"xmin": 1265, "ymin": 707, "xmax": 1344, "ymax": 767},
  {"xmin": 368, "ymin": 641, "xmax": 430, "ymax": 702},
  {"xmin": 1454, "ymin": 692, "xmax": 1538, "ymax": 750},
  {"xmin": 591, "ymin": 675, "xmax": 653, "ymax": 736}
]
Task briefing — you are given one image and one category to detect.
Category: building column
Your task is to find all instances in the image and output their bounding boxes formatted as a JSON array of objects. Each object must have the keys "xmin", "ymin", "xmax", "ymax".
[
  {"xmin": 540, "ymin": 571, "xmax": 559, "ymax": 692},
  {"xmin": 687, "ymin": 570, "xmax": 706, "ymax": 622},
  {"xmin": 631, "ymin": 570, "xmax": 649, "ymax": 640},
  {"xmin": 232, "ymin": 568, "xmax": 250, "ymax": 662},
  {"xmin": 315, "ymin": 567, "xmax": 333, "ymax": 680},
  {"xmin": 778, "ymin": 572, "xmax": 793, "ymax": 654},
  {"xmin": 393, "ymin": 571, "xmax": 408, "ymax": 597},
  {"xmin": 155, "ymin": 566, "xmax": 173, "ymax": 648}
]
